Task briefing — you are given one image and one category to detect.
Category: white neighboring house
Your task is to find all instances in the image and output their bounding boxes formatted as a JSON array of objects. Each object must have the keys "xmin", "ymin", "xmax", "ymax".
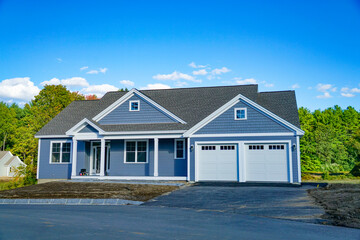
[{"xmin": 0, "ymin": 151, "xmax": 26, "ymax": 177}]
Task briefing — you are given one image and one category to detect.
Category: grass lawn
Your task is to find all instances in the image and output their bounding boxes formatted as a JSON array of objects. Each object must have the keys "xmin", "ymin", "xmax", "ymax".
[
  {"xmin": 0, "ymin": 177, "xmax": 13, "ymax": 191},
  {"xmin": 0, "ymin": 181, "xmax": 180, "ymax": 201}
]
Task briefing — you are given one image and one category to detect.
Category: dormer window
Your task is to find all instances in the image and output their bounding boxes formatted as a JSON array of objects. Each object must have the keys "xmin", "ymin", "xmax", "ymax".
[
  {"xmin": 129, "ymin": 100, "xmax": 140, "ymax": 111},
  {"xmin": 234, "ymin": 108, "xmax": 247, "ymax": 120}
]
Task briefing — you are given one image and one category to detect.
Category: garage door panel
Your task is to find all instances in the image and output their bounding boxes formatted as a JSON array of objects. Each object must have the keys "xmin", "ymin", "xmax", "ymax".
[
  {"xmin": 198, "ymin": 144, "xmax": 237, "ymax": 181},
  {"xmin": 246, "ymin": 144, "xmax": 288, "ymax": 182}
]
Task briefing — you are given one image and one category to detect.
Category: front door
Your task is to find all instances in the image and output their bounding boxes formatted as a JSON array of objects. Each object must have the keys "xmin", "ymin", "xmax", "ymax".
[{"xmin": 91, "ymin": 143, "xmax": 110, "ymax": 175}]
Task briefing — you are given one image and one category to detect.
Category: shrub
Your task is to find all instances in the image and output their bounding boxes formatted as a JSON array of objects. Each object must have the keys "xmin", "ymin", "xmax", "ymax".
[{"xmin": 350, "ymin": 163, "xmax": 360, "ymax": 177}]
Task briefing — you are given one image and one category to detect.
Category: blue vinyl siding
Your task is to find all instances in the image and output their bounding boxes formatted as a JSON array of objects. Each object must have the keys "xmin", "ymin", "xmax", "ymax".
[
  {"xmin": 158, "ymin": 139, "xmax": 187, "ymax": 176},
  {"xmin": 99, "ymin": 95, "xmax": 177, "ymax": 125},
  {"xmin": 195, "ymin": 100, "xmax": 294, "ymax": 134},
  {"xmin": 79, "ymin": 125, "xmax": 98, "ymax": 133},
  {"xmin": 189, "ymin": 136, "xmax": 299, "ymax": 183},
  {"xmin": 38, "ymin": 138, "xmax": 72, "ymax": 179}
]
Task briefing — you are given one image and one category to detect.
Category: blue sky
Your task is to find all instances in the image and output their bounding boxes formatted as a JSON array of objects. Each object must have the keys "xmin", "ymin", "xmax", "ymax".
[{"xmin": 0, "ymin": 0, "xmax": 359, "ymax": 110}]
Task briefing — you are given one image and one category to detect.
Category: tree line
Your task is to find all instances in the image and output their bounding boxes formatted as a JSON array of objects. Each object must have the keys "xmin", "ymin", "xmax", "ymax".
[{"xmin": 0, "ymin": 85, "xmax": 359, "ymax": 186}]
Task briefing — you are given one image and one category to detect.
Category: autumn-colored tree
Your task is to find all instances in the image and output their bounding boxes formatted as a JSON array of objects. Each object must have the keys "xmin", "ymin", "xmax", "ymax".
[{"xmin": 85, "ymin": 94, "xmax": 99, "ymax": 100}]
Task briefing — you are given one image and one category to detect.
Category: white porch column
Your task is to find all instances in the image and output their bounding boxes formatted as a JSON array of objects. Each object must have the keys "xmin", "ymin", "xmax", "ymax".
[
  {"xmin": 100, "ymin": 138, "xmax": 106, "ymax": 177},
  {"xmin": 71, "ymin": 138, "xmax": 77, "ymax": 177},
  {"xmin": 154, "ymin": 138, "xmax": 159, "ymax": 177}
]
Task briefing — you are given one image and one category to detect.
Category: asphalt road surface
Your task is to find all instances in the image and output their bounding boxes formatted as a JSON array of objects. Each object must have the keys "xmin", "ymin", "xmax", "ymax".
[{"xmin": 0, "ymin": 204, "xmax": 359, "ymax": 240}]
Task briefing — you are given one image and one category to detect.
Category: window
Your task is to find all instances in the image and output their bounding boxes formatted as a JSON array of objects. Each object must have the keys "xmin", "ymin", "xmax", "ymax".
[
  {"xmin": 269, "ymin": 145, "xmax": 285, "ymax": 150},
  {"xmin": 220, "ymin": 145, "xmax": 235, "ymax": 150},
  {"xmin": 129, "ymin": 100, "xmax": 140, "ymax": 111},
  {"xmin": 201, "ymin": 146, "xmax": 216, "ymax": 150},
  {"xmin": 248, "ymin": 145, "xmax": 264, "ymax": 150},
  {"xmin": 234, "ymin": 108, "xmax": 247, "ymax": 120},
  {"xmin": 175, "ymin": 139, "xmax": 185, "ymax": 159},
  {"xmin": 124, "ymin": 140, "xmax": 148, "ymax": 163},
  {"xmin": 50, "ymin": 142, "xmax": 71, "ymax": 163}
]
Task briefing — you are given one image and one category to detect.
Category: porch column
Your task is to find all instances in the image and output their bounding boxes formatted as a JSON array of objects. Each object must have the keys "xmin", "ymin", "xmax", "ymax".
[
  {"xmin": 71, "ymin": 138, "xmax": 77, "ymax": 177},
  {"xmin": 100, "ymin": 138, "xmax": 106, "ymax": 177},
  {"xmin": 154, "ymin": 138, "xmax": 159, "ymax": 177}
]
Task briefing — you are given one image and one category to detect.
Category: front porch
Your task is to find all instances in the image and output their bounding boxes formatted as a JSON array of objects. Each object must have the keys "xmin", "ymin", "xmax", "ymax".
[{"xmin": 71, "ymin": 138, "xmax": 188, "ymax": 180}]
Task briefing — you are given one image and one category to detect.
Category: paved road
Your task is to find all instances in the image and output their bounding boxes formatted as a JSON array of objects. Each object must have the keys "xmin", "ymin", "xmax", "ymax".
[
  {"xmin": 145, "ymin": 183, "xmax": 325, "ymax": 223},
  {"xmin": 0, "ymin": 204, "xmax": 359, "ymax": 240}
]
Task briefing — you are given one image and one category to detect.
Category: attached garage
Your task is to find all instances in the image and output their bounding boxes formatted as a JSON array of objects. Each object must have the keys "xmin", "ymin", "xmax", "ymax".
[
  {"xmin": 197, "ymin": 144, "xmax": 238, "ymax": 181},
  {"xmin": 196, "ymin": 142, "xmax": 291, "ymax": 183},
  {"xmin": 245, "ymin": 143, "xmax": 289, "ymax": 182}
]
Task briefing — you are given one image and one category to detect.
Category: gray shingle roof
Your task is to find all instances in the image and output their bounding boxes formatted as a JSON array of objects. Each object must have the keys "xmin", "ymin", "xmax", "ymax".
[
  {"xmin": 36, "ymin": 84, "xmax": 300, "ymax": 136},
  {"xmin": 0, "ymin": 151, "xmax": 9, "ymax": 160}
]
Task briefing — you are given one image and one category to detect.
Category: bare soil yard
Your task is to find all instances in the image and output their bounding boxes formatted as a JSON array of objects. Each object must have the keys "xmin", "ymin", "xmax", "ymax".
[
  {"xmin": 308, "ymin": 184, "xmax": 360, "ymax": 228},
  {"xmin": 0, "ymin": 182, "xmax": 179, "ymax": 201}
]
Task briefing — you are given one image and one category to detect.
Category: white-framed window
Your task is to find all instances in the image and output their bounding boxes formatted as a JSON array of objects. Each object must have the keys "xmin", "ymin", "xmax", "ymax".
[
  {"xmin": 124, "ymin": 140, "xmax": 148, "ymax": 163},
  {"xmin": 234, "ymin": 108, "xmax": 247, "ymax": 120},
  {"xmin": 49, "ymin": 141, "xmax": 72, "ymax": 164},
  {"xmin": 174, "ymin": 139, "xmax": 185, "ymax": 159},
  {"xmin": 129, "ymin": 100, "xmax": 140, "ymax": 111}
]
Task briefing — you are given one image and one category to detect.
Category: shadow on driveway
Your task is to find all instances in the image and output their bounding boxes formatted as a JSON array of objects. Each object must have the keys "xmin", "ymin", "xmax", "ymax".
[{"xmin": 143, "ymin": 182, "xmax": 326, "ymax": 224}]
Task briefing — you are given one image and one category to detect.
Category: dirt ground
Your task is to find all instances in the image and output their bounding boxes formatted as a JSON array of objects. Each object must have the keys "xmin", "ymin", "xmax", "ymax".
[
  {"xmin": 308, "ymin": 184, "xmax": 360, "ymax": 228},
  {"xmin": 0, "ymin": 182, "xmax": 179, "ymax": 201}
]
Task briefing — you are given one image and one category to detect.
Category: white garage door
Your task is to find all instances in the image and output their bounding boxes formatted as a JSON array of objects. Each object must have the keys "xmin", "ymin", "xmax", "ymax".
[
  {"xmin": 197, "ymin": 144, "xmax": 237, "ymax": 181},
  {"xmin": 245, "ymin": 144, "xmax": 288, "ymax": 182}
]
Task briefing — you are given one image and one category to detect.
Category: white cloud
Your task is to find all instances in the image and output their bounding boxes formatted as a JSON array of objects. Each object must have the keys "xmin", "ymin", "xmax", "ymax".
[
  {"xmin": 0, "ymin": 77, "xmax": 40, "ymax": 101},
  {"xmin": 316, "ymin": 92, "xmax": 332, "ymax": 99},
  {"xmin": 292, "ymin": 84, "xmax": 300, "ymax": 89},
  {"xmin": 153, "ymin": 71, "xmax": 201, "ymax": 83},
  {"xmin": 341, "ymin": 93, "xmax": 355, "ymax": 98},
  {"xmin": 99, "ymin": 68, "xmax": 108, "ymax": 73},
  {"xmin": 41, "ymin": 77, "xmax": 89, "ymax": 87},
  {"xmin": 265, "ymin": 83, "xmax": 274, "ymax": 88},
  {"xmin": 141, "ymin": 83, "xmax": 171, "ymax": 90},
  {"xmin": 120, "ymin": 80, "xmax": 134, "ymax": 87},
  {"xmin": 87, "ymin": 70, "xmax": 99, "ymax": 74},
  {"xmin": 80, "ymin": 66, "xmax": 88, "ymax": 71},
  {"xmin": 86, "ymin": 67, "xmax": 108, "ymax": 74},
  {"xmin": 56, "ymin": 58, "xmax": 63, "ymax": 63},
  {"xmin": 81, "ymin": 84, "xmax": 118, "ymax": 97},
  {"xmin": 341, "ymin": 87, "xmax": 349, "ymax": 92},
  {"xmin": 192, "ymin": 69, "xmax": 208, "ymax": 75},
  {"xmin": 351, "ymin": 88, "xmax": 360, "ymax": 93},
  {"xmin": 316, "ymin": 83, "xmax": 333, "ymax": 92},
  {"xmin": 211, "ymin": 67, "xmax": 231, "ymax": 75},
  {"xmin": 189, "ymin": 62, "xmax": 207, "ymax": 68},
  {"xmin": 331, "ymin": 87, "xmax": 337, "ymax": 92},
  {"xmin": 235, "ymin": 78, "xmax": 257, "ymax": 85}
]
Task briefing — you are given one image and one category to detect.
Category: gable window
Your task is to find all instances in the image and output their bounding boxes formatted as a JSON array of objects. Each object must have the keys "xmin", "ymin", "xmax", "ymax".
[
  {"xmin": 50, "ymin": 141, "xmax": 71, "ymax": 163},
  {"xmin": 175, "ymin": 139, "xmax": 185, "ymax": 159},
  {"xmin": 124, "ymin": 140, "xmax": 148, "ymax": 163},
  {"xmin": 129, "ymin": 100, "xmax": 140, "ymax": 111},
  {"xmin": 234, "ymin": 108, "xmax": 247, "ymax": 120}
]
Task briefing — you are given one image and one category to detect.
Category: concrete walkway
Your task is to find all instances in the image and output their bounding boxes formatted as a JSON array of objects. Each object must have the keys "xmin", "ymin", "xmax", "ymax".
[{"xmin": 0, "ymin": 198, "xmax": 143, "ymax": 205}]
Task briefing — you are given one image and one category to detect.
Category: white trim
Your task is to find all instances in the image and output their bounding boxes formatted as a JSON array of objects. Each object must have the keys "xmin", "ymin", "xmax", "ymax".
[
  {"xmin": 296, "ymin": 135, "xmax": 301, "ymax": 183},
  {"xmin": 154, "ymin": 138, "xmax": 159, "ymax": 177},
  {"xmin": 100, "ymin": 139, "xmax": 106, "ymax": 177},
  {"xmin": 194, "ymin": 140, "xmax": 294, "ymax": 183},
  {"xmin": 234, "ymin": 107, "xmax": 247, "ymax": 120},
  {"xmin": 174, "ymin": 139, "xmax": 186, "ymax": 159},
  {"xmin": 103, "ymin": 130, "xmax": 186, "ymax": 135},
  {"xmin": 71, "ymin": 139, "xmax": 77, "ymax": 177},
  {"xmin": 71, "ymin": 176, "xmax": 187, "ymax": 181},
  {"xmin": 129, "ymin": 100, "xmax": 140, "ymax": 111},
  {"xmin": 36, "ymin": 139, "xmax": 41, "ymax": 179},
  {"xmin": 66, "ymin": 118, "xmax": 105, "ymax": 136},
  {"xmin": 124, "ymin": 140, "xmax": 149, "ymax": 164},
  {"xmin": 191, "ymin": 132, "xmax": 295, "ymax": 138},
  {"xmin": 104, "ymin": 134, "xmax": 183, "ymax": 140},
  {"xmin": 93, "ymin": 88, "xmax": 187, "ymax": 124},
  {"xmin": 49, "ymin": 140, "xmax": 72, "ymax": 164},
  {"xmin": 184, "ymin": 93, "xmax": 304, "ymax": 137},
  {"xmin": 35, "ymin": 135, "xmax": 69, "ymax": 139},
  {"xmin": 187, "ymin": 138, "xmax": 190, "ymax": 181}
]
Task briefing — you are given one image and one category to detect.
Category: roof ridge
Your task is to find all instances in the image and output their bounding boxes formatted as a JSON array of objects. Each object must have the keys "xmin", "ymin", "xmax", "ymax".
[{"xmin": 259, "ymin": 90, "xmax": 295, "ymax": 94}]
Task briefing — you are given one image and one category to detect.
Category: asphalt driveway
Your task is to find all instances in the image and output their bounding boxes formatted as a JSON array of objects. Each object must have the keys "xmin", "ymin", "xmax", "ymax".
[{"xmin": 144, "ymin": 183, "xmax": 326, "ymax": 224}]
